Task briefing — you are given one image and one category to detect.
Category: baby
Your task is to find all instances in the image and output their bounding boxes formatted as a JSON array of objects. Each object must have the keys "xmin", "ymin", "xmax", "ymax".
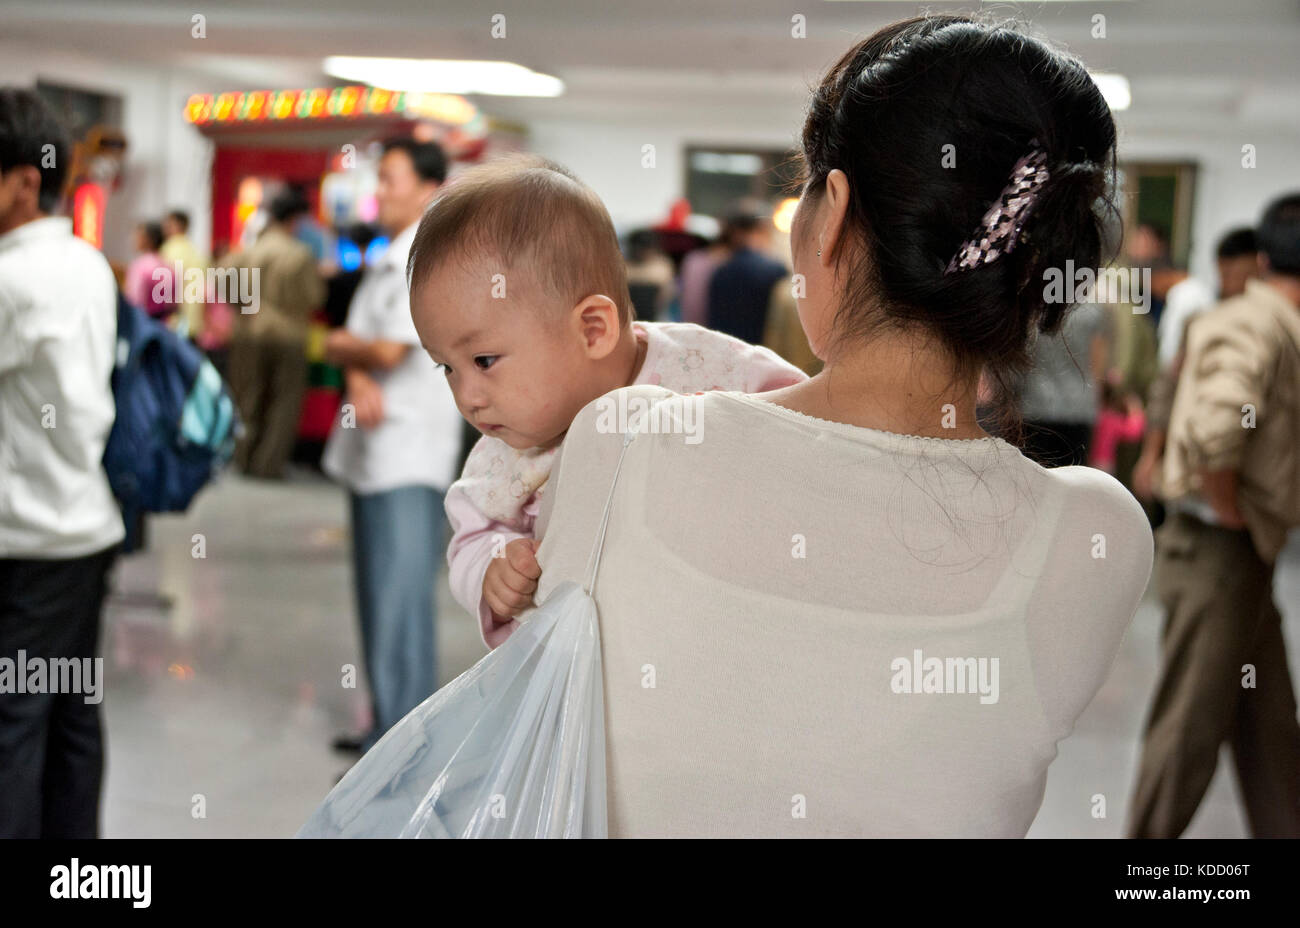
[{"xmin": 408, "ymin": 154, "xmax": 807, "ymax": 649}]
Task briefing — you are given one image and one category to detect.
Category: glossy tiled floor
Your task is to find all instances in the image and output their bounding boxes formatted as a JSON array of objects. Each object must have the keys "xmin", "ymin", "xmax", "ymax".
[{"xmin": 99, "ymin": 472, "xmax": 1300, "ymax": 838}]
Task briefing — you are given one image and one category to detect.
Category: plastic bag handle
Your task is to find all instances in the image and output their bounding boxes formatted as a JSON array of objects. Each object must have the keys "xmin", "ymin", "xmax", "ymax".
[{"xmin": 580, "ymin": 426, "xmax": 640, "ymax": 596}]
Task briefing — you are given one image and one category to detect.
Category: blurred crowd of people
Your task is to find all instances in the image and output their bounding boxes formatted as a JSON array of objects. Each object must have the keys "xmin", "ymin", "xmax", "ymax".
[
  {"xmin": 633, "ymin": 203, "xmax": 1284, "ymax": 526},
  {"xmin": 123, "ymin": 139, "xmax": 469, "ymax": 764},
  {"xmin": 0, "ymin": 80, "xmax": 468, "ymax": 834},
  {"xmin": 625, "ymin": 199, "xmax": 822, "ymax": 375}
]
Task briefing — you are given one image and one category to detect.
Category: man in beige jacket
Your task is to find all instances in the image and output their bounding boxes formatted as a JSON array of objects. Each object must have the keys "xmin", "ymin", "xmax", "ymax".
[
  {"xmin": 224, "ymin": 188, "xmax": 326, "ymax": 478},
  {"xmin": 1129, "ymin": 193, "xmax": 1300, "ymax": 837}
]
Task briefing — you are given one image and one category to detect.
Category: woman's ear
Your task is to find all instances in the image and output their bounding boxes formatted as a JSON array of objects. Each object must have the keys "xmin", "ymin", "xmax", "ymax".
[
  {"xmin": 819, "ymin": 169, "xmax": 852, "ymax": 265},
  {"xmin": 571, "ymin": 294, "xmax": 622, "ymax": 360}
]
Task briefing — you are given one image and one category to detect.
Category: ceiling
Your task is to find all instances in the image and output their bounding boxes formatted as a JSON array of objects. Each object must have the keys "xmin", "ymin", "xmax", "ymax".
[{"xmin": 3, "ymin": 0, "xmax": 1299, "ymax": 132}]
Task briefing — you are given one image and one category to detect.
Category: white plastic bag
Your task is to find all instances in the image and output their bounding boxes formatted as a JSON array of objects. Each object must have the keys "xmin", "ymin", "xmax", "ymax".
[{"xmin": 298, "ymin": 430, "xmax": 638, "ymax": 838}]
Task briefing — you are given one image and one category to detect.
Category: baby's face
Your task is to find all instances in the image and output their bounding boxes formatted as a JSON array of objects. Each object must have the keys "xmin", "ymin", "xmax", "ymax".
[{"xmin": 412, "ymin": 255, "xmax": 591, "ymax": 451}]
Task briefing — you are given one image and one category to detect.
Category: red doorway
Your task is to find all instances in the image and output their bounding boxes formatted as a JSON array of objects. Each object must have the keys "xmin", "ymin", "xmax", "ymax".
[{"xmin": 211, "ymin": 147, "xmax": 332, "ymax": 254}]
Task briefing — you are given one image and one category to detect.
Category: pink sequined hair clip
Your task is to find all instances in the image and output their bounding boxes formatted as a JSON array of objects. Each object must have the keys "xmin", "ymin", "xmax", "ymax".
[{"xmin": 944, "ymin": 145, "xmax": 1050, "ymax": 274}]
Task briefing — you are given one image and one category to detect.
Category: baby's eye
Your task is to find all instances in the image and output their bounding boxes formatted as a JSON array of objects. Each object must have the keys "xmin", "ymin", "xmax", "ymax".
[
  {"xmin": 474, "ymin": 355, "xmax": 498, "ymax": 371},
  {"xmin": 434, "ymin": 362, "xmax": 452, "ymax": 375}
]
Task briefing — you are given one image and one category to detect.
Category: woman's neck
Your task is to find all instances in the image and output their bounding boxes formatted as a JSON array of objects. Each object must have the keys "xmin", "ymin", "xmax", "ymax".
[{"xmin": 763, "ymin": 331, "xmax": 988, "ymax": 440}]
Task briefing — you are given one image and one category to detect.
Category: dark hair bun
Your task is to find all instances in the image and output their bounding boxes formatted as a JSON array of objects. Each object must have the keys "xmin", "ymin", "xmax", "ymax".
[{"xmin": 800, "ymin": 13, "xmax": 1119, "ymax": 374}]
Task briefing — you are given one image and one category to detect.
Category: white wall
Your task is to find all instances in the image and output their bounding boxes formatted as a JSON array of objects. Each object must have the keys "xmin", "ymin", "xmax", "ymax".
[
  {"xmin": 527, "ymin": 117, "xmax": 800, "ymax": 233},
  {"xmin": 1116, "ymin": 116, "xmax": 1300, "ymax": 286},
  {"xmin": 0, "ymin": 40, "xmax": 215, "ymax": 263}
]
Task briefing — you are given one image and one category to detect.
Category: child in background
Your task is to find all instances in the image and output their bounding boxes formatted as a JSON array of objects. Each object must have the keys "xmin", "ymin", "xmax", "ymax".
[
  {"xmin": 1091, "ymin": 378, "xmax": 1146, "ymax": 474},
  {"xmin": 408, "ymin": 154, "xmax": 807, "ymax": 649},
  {"xmin": 124, "ymin": 221, "xmax": 176, "ymax": 322}
]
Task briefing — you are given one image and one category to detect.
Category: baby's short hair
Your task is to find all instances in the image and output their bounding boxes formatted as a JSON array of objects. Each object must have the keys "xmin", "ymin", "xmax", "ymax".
[{"xmin": 407, "ymin": 153, "xmax": 633, "ymax": 328}]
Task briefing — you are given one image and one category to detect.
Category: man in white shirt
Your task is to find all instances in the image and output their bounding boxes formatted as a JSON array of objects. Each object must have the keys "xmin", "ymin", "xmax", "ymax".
[
  {"xmin": 322, "ymin": 139, "xmax": 462, "ymax": 754},
  {"xmin": 0, "ymin": 87, "xmax": 124, "ymax": 837},
  {"xmin": 1155, "ymin": 274, "xmax": 1214, "ymax": 370},
  {"xmin": 1153, "ymin": 230, "xmax": 1263, "ymax": 374}
]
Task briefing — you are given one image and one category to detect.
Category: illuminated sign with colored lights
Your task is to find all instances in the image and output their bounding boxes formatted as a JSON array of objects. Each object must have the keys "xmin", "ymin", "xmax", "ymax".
[{"xmin": 183, "ymin": 86, "xmax": 478, "ymax": 126}]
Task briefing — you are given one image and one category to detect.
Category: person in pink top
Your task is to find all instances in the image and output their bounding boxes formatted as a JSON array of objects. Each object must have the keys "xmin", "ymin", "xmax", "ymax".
[
  {"xmin": 407, "ymin": 154, "xmax": 807, "ymax": 649},
  {"xmin": 123, "ymin": 220, "xmax": 176, "ymax": 321},
  {"xmin": 1090, "ymin": 380, "xmax": 1146, "ymax": 474},
  {"xmin": 676, "ymin": 235, "xmax": 729, "ymax": 325}
]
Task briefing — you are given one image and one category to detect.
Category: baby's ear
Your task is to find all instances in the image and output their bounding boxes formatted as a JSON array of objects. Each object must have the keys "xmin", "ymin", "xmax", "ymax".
[{"xmin": 573, "ymin": 294, "xmax": 622, "ymax": 358}]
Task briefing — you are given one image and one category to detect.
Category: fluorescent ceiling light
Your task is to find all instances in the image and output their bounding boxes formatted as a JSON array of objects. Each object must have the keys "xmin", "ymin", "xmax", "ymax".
[
  {"xmin": 323, "ymin": 56, "xmax": 563, "ymax": 97},
  {"xmin": 1090, "ymin": 72, "xmax": 1131, "ymax": 111}
]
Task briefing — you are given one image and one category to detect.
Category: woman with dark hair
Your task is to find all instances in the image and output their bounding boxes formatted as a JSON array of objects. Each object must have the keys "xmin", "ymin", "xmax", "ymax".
[{"xmin": 530, "ymin": 14, "xmax": 1153, "ymax": 836}]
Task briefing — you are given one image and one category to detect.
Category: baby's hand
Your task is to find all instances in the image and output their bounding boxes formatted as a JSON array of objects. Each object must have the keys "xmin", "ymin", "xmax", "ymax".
[{"xmin": 483, "ymin": 538, "xmax": 542, "ymax": 623}]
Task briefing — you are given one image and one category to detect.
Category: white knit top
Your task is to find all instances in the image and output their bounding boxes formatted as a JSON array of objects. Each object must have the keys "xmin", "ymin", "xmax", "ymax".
[{"xmin": 534, "ymin": 385, "xmax": 1153, "ymax": 837}]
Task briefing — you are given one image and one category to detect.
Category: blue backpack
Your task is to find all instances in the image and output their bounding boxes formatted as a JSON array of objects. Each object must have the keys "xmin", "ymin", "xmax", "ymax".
[{"xmin": 104, "ymin": 292, "xmax": 239, "ymax": 548}]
